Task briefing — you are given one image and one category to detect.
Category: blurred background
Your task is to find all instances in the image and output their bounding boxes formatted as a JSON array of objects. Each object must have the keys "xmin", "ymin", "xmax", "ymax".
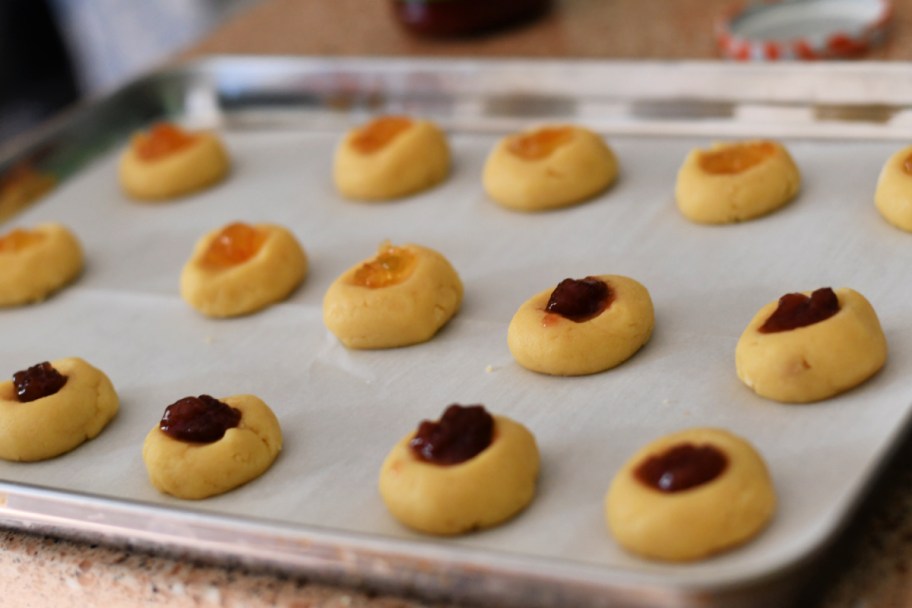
[
  {"xmin": 1, "ymin": 0, "xmax": 900, "ymax": 146},
  {"xmin": 0, "ymin": 0, "xmax": 256, "ymax": 145}
]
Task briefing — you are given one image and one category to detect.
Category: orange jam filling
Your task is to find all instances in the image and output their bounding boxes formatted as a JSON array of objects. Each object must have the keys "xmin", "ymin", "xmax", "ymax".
[
  {"xmin": 699, "ymin": 141, "xmax": 776, "ymax": 175},
  {"xmin": 351, "ymin": 116, "xmax": 413, "ymax": 155},
  {"xmin": 200, "ymin": 223, "xmax": 266, "ymax": 269},
  {"xmin": 0, "ymin": 228, "xmax": 44, "ymax": 253},
  {"xmin": 134, "ymin": 123, "xmax": 198, "ymax": 162},
  {"xmin": 0, "ymin": 165, "xmax": 56, "ymax": 213},
  {"xmin": 507, "ymin": 126, "xmax": 574, "ymax": 161},
  {"xmin": 902, "ymin": 152, "xmax": 912, "ymax": 175},
  {"xmin": 352, "ymin": 244, "xmax": 416, "ymax": 288}
]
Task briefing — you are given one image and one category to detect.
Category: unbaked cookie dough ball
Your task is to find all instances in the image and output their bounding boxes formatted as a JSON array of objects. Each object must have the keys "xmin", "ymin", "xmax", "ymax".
[
  {"xmin": 119, "ymin": 123, "xmax": 230, "ymax": 201},
  {"xmin": 0, "ymin": 223, "xmax": 83, "ymax": 306},
  {"xmin": 735, "ymin": 287, "xmax": 887, "ymax": 403},
  {"xmin": 605, "ymin": 427, "xmax": 776, "ymax": 562},
  {"xmin": 874, "ymin": 145, "xmax": 912, "ymax": 232},
  {"xmin": 507, "ymin": 275, "xmax": 653, "ymax": 376},
  {"xmin": 675, "ymin": 140, "xmax": 800, "ymax": 224},
  {"xmin": 181, "ymin": 222, "xmax": 308, "ymax": 318},
  {"xmin": 483, "ymin": 125, "xmax": 618, "ymax": 211},
  {"xmin": 142, "ymin": 393, "xmax": 282, "ymax": 500},
  {"xmin": 333, "ymin": 116, "xmax": 450, "ymax": 201},
  {"xmin": 379, "ymin": 404, "xmax": 539, "ymax": 535},
  {"xmin": 0, "ymin": 358, "xmax": 119, "ymax": 461},
  {"xmin": 323, "ymin": 242, "xmax": 463, "ymax": 349}
]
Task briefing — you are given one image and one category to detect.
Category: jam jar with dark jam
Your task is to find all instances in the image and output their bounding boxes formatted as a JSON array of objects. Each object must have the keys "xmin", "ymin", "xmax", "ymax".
[{"xmin": 392, "ymin": 0, "xmax": 551, "ymax": 37}]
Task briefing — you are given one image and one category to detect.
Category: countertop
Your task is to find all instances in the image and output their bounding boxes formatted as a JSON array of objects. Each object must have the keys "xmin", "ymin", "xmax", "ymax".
[{"xmin": 4, "ymin": 0, "xmax": 912, "ymax": 606}]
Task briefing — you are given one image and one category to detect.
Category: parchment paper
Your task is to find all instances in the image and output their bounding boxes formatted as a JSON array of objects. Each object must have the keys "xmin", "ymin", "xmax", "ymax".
[{"xmin": 0, "ymin": 126, "xmax": 909, "ymax": 586}]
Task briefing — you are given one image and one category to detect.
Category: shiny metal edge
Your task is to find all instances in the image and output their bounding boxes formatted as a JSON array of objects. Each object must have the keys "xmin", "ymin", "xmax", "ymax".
[
  {"xmin": 2, "ymin": 57, "xmax": 912, "ymax": 606},
  {"xmin": 0, "ymin": 481, "xmax": 810, "ymax": 608}
]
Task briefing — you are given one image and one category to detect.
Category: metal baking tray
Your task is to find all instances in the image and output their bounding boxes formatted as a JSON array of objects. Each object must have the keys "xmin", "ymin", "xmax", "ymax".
[{"xmin": 0, "ymin": 58, "xmax": 911, "ymax": 608}]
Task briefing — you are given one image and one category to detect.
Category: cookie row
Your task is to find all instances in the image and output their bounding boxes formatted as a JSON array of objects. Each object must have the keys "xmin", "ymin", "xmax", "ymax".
[
  {"xmin": 0, "ymin": 359, "xmax": 279, "ymax": 499},
  {"xmin": 0, "ymin": 221, "xmax": 890, "ymax": 403},
  {"xmin": 121, "ymin": 119, "xmax": 912, "ymax": 231},
  {"xmin": 379, "ymin": 404, "xmax": 778, "ymax": 564},
  {"xmin": 0, "ymin": 359, "xmax": 772, "ymax": 563}
]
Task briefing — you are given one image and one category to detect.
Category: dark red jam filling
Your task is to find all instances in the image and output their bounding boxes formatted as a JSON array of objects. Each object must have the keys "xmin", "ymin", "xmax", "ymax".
[
  {"xmin": 159, "ymin": 395, "xmax": 241, "ymax": 443},
  {"xmin": 545, "ymin": 276, "xmax": 613, "ymax": 322},
  {"xmin": 13, "ymin": 361, "xmax": 66, "ymax": 403},
  {"xmin": 13, "ymin": 361, "xmax": 67, "ymax": 402},
  {"xmin": 409, "ymin": 404, "xmax": 494, "ymax": 465},
  {"xmin": 634, "ymin": 443, "xmax": 728, "ymax": 493},
  {"xmin": 758, "ymin": 287, "xmax": 840, "ymax": 334}
]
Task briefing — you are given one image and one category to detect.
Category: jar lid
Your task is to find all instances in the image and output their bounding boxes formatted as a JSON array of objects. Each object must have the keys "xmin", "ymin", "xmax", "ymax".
[{"xmin": 717, "ymin": 0, "xmax": 893, "ymax": 60}]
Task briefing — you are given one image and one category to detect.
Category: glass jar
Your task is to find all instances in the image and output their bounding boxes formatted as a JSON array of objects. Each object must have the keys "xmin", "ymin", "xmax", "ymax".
[{"xmin": 392, "ymin": 0, "xmax": 552, "ymax": 38}]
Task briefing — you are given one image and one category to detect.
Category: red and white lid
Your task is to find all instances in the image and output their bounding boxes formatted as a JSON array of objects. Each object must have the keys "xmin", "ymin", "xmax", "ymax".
[{"xmin": 717, "ymin": 0, "xmax": 893, "ymax": 60}]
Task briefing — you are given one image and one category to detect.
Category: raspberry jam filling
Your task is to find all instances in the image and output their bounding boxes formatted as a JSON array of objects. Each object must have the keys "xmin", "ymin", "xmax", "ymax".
[
  {"xmin": 545, "ymin": 276, "xmax": 613, "ymax": 322},
  {"xmin": 759, "ymin": 287, "xmax": 840, "ymax": 333},
  {"xmin": 159, "ymin": 395, "xmax": 241, "ymax": 443},
  {"xmin": 410, "ymin": 404, "xmax": 494, "ymax": 465},
  {"xmin": 635, "ymin": 443, "xmax": 728, "ymax": 493},
  {"xmin": 13, "ymin": 362, "xmax": 67, "ymax": 402}
]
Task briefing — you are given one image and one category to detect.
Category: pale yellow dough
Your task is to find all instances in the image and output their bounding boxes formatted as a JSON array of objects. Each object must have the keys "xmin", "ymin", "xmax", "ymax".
[
  {"xmin": 142, "ymin": 394, "xmax": 282, "ymax": 500},
  {"xmin": 181, "ymin": 223, "xmax": 308, "ymax": 318},
  {"xmin": 605, "ymin": 427, "xmax": 776, "ymax": 562},
  {"xmin": 675, "ymin": 140, "xmax": 800, "ymax": 224},
  {"xmin": 322, "ymin": 243, "xmax": 463, "ymax": 349},
  {"xmin": 379, "ymin": 414, "xmax": 539, "ymax": 535},
  {"xmin": 119, "ymin": 130, "xmax": 229, "ymax": 201},
  {"xmin": 0, "ymin": 357, "xmax": 119, "ymax": 462},
  {"xmin": 874, "ymin": 145, "xmax": 912, "ymax": 232},
  {"xmin": 333, "ymin": 118, "xmax": 450, "ymax": 200},
  {"xmin": 0, "ymin": 223, "xmax": 83, "ymax": 307},
  {"xmin": 483, "ymin": 125, "xmax": 618, "ymax": 211},
  {"xmin": 507, "ymin": 274, "xmax": 654, "ymax": 376},
  {"xmin": 735, "ymin": 288, "xmax": 887, "ymax": 403}
]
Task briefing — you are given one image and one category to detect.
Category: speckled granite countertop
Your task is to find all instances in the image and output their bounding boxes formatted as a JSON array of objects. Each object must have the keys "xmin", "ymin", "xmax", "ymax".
[{"xmin": 4, "ymin": 1, "xmax": 912, "ymax": 606}]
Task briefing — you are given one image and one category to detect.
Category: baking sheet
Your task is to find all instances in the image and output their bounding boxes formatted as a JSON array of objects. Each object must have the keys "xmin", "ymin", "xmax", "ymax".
[{"xmin": 0, "ymin": 59, "xmax": 911, "ymax": 606}]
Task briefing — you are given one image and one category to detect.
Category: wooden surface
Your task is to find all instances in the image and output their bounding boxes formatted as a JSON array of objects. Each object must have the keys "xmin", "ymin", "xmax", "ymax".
[
  {"xmin": 4, "ymin": 1, "xmax": 912, "ymax": 606},
  {"xmin": 188, "ymin": 0, "xmax": 911, "ymax": 60}
]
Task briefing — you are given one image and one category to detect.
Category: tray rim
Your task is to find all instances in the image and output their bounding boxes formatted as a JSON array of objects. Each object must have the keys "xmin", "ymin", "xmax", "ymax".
[{"xmin": 0, "ymin": 479, "xmax": 821, "ymax": 607}]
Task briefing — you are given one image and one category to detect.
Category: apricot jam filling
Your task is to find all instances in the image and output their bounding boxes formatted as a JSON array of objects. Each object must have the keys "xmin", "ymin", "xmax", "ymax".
[
  {"xmin": 508, "ymin": 126, "xmax": 574, "ymax": 161},
  {"xmin": 903, "ymin": 152, "xmax": 912, "ymax": 175},
  {"xmin": 635, "ymin": 443, "xmax": 728, "ymax": 493},
  {"xmin": 410, "ymin": 404, "xmax": 494, "ymax": 465},
  {"xmin": 351, "ymin": 116, "xmax": 413, "ymax": 155},
  {"xmin": 351, "ymin": 244, "xmax": 417, "ymax": 288},
  {"xmin": 699, "ymin": 141, "xmax": 776, "ymax": 175},
  {"xmin": 545, "ymin": 277, "xmax": 613, "ymax": 323},
  {"xmin": 134, "ymin": 123, "xmax": 198, "ymax": 162},
  {"xmin": 0, "ymin": 228, "xmax": 43, "ymax": 253},
  {"xmin": 759, "ymin": 287, "xmax": 840, "ymax": 333},
  {"xmin": 159, "ymin": 394, "xmax": 241, "ymax": 443},
  {"xmin": 201, "ymin": 223, "xmax": 267, "ymax": 269},
  {"xmin": 13, "ymin": 361, "xmax": 67, "ymax": 403}
]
